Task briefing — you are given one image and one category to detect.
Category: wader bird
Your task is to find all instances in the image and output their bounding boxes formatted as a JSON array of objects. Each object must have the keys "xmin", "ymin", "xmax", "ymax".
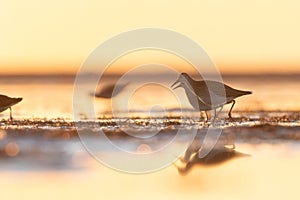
[
  {"xmin": 0, "ymin": 95, "xmax": 23, "ymax": 120},
  {"xmin": 171, "ymin": 73, "xmax": 251, "ymax": 121},
  {"xmin": 93, "ymin": 82, "xmax": 129, "ymax": 98}
]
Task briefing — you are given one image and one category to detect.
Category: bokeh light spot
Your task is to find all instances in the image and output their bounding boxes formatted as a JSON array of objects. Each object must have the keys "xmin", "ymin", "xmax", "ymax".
[{"xmin": 5, "ymin": 142, "xmax": 20, "ymax": 157}]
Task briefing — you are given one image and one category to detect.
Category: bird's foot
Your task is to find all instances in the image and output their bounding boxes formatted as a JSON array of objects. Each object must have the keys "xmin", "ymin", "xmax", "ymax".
[
  {"xmin": 227, "ymin": 115, "xmax": 235, "ymax": 122},
  {"xmin": 203, "ymin": 121, "xmax": 211, "ymax": 128},
  {"xmin": 225, "ymin": 144, "xmax": 236, "ymax": 150},
  {"xmin": 204, "ymin": 119, "xmax": 209, "ymax": 125}
]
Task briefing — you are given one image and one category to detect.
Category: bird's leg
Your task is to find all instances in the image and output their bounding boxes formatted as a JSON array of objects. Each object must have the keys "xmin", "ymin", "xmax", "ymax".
[
  {"xmin": 228, "ymin": 100, "xmax": 236, "ymax": 119},
  {"xmin": 200, "ymin": 112, "xmax": 203, "ymax": 123},
  {"xmin": 213, "ymin": 106, "xmax": 223, "ymax": 122},
  {"xmin": 211, "ymin": 109, "xmax": 217, "ymax": 124},
  {"xmin": 215, "ymin": 106, "xmax": 223, "ymax": 118},
  {"xmin": 9, "ymin": 107, "xmax": 13, "ymax": 121},
  {"xmin": 204, "ymin": 111, "xmax": 209, "ymax": 122}
]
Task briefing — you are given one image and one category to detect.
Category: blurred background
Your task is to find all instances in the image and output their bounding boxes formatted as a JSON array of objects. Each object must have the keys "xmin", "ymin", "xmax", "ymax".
[{"xmin": 1, "ymin": 0, "xmax": 300, "ymax": 75}]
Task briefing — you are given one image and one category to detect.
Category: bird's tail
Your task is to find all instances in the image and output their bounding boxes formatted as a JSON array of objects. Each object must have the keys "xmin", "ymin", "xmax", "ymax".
[
  {"xmin": 243, "ymin": 91, "xmax": 252, "ymax": 95},
  {"xmin": 13, "ymin": 97, "xmax": 23, "ymax": 103},
  {"xmin": 235, "ymin": 90, "xmax": 252, "ymax": 96}
]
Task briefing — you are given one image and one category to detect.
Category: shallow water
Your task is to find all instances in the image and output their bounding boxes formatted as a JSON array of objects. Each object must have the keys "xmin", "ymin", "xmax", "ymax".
[
  {"xmin": 0, "ymin": 112, "xmax": 299, "ymax": 165},
  {"xmin": 1, "ymin": 125, "xmax": 300, "ymax": 200},
  {"xmin": 0, "ymin": 75, "xmax": 300, "ymax": 199},
  {"xmin": 0, "ymin": 74, "xmax": 299, "ymax": 119}
]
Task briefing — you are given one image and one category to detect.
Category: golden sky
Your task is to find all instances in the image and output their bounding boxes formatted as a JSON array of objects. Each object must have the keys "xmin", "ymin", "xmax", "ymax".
[{"xmin": 0, "ymin": 0, "xmax": 299, "ymax": 74}]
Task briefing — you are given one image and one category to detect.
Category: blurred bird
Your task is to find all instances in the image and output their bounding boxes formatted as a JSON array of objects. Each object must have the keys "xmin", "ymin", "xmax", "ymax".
[
  {"xmin": 0, "ymin": 95, "xmax": 23, "ymax": 120},
  {"xmin": 171, "ymin": 73, "xmax": 252, "ymax": 120},
  {"xmin": 92, "ymin": 82, "xmax": 129, "ymax": 98}
]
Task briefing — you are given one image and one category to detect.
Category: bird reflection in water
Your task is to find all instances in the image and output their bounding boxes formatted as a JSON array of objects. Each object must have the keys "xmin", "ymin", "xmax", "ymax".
[{"xmin": 175, "ymin": 131, "xmax": 250, "ymax": 175}]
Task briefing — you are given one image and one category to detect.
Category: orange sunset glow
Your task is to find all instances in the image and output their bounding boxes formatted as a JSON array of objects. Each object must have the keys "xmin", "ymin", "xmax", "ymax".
[{"xmin": 0, "ymin": 1, "xmax": 299, "ymax": 75}]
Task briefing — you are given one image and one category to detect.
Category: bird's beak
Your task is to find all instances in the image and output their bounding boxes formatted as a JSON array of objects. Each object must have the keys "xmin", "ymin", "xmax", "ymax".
[{"xmin": 171, "ymin": 80, "xmax": 181, "ymax": 90}]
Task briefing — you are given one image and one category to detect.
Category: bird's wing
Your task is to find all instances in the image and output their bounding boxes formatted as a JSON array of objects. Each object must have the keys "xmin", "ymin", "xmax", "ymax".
[
  {"xmin": 0, "ymin": 95, "xmax": 10, "ymax": 108},
  {"xmin": 192, "ymin": 80, "xmax": 250, "ymax": 104},
  {"xmin": 0, "ymin": 95, "xmax": 22, "ymax": 112},
  {"xmin": 206, "ymin": 80, "xmax": 251, "ymax": 97},
  {"xmin": 187, "ymin": 81, "xmax": 224, "ymax": 105}
]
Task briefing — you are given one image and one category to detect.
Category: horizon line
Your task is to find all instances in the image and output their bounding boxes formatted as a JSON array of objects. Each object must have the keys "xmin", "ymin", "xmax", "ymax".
[{"xmin": 0, "ymin": 72, "xmax": 299, "ymax": 77}]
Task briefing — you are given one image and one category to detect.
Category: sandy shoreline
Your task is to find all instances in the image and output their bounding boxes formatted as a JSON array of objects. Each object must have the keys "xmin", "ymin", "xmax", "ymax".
[{"xmin": 0, "ymin": 111, "xmax": 298, "ymax": 173}]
